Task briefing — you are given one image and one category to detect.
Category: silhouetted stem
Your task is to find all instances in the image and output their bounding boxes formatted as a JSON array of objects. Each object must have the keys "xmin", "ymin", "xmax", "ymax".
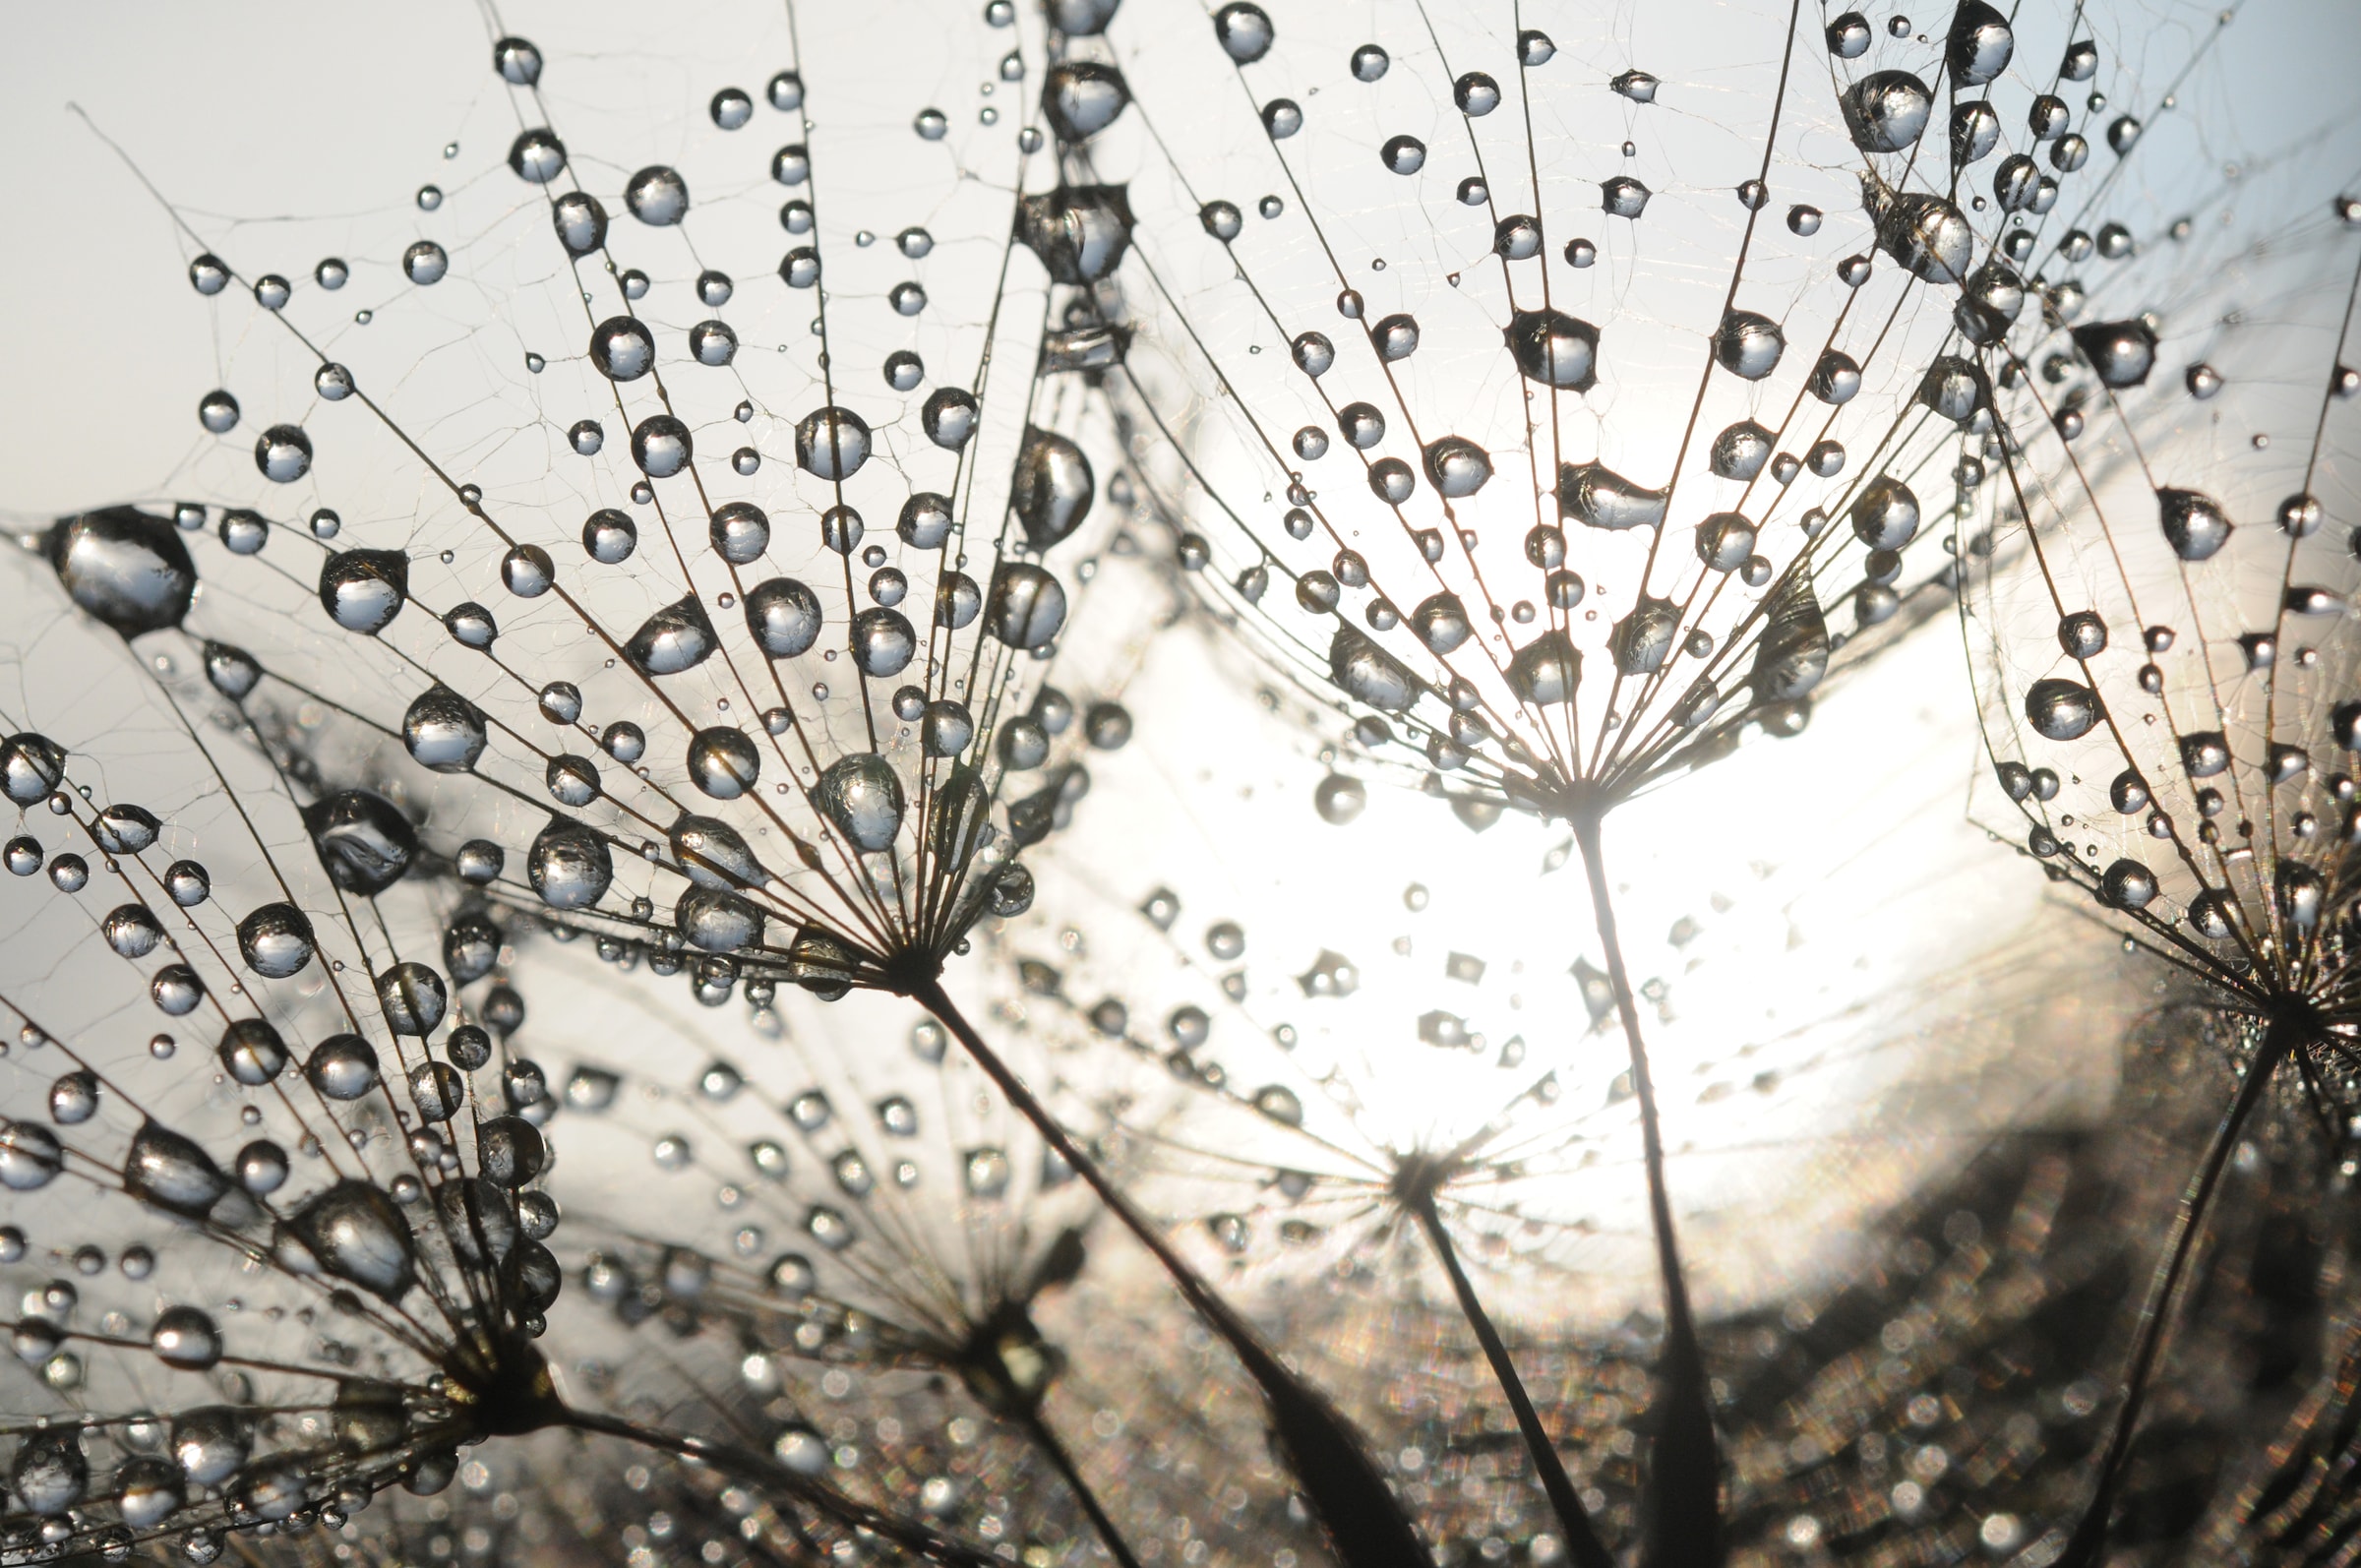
[
  {"xmin": 1018, "ymin": 1408, "xmax": 1145, "ymax": 1568},
  {"xmin": 558, "ymin": 1406, "xmax": 997, "ymax": 1565},
  {"xmin": 2058, "ymin": 1016, "xmax": 2299, "ymax": 1568},
  {"xmin": 1570, "ymin": 813, "xmax": 1723, "ymax": 1568},
  {"xmin": 910, "ymin": 978, "xmax": 1434, "ymax": 1568},
  {"xmin": 1407, "ymin": 1191, "xmax": 1614, "ymax": 1568}
]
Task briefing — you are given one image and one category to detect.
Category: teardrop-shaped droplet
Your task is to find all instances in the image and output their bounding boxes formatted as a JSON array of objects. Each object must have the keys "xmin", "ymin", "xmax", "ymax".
[
  {"xmin": 814, "ymin": 754, "xmax": 906, "ymax": 852},
  {"xmin": 2072, "ymin": 319, "xmax": 2158, "ymax": 388},
  {"xmin": 1328, "ymin": 627, "xmax": 1420, "ymax": 711},
  {"xmin": 1751, "ymin": 575, "xmax": 1829, "ymax": 702},
  {"xmin": 528, "ymin": 815, "xmax": 613, "ymax": 910},
  {"xmin": 126, "ymin": 1120, "xmax": 229, "ymax": 1217},
  {"xmin": 1507, "ymin": 631, "xmax": 1581, "ymax": 705},
  {"xmin": 672, "ymin": 815, "xmax": 766, "ymax": 890},
  {"xmin": 281, "ymin": 1181, "xmax": 416, "ymax": 1300},
  {"xmin": 1423, "ymin": 437, "xmax": 1492, "ymax": 498},
  {"xmin": 986, "ymin": 564, "xmax": 1068, "ymax": 649},
  {"xmin": 2156, "ymin": 488, "xmax": 2233, "ymax": 561},
  {"xmin": 1042, "ymin": 61, "xmax": 1130, "ymax": 142},
  {"xmin": 625, "ymin": 594, "xmax": 719, "ymax": 677},
  {"xmin": 1609, "ymin": 597, "xmax": 1680, "ymax": 675},
  {"xmin": 1557, "ymin": 461, "xmax": 1667, "ymax": 529},
  {"xmin": 1010, "ymin": 427, "xmax": 1096, "ymax": 550},
  {"xmin": 1946, "ymin": 1, "xmax": 2014, "ymax": 86}
]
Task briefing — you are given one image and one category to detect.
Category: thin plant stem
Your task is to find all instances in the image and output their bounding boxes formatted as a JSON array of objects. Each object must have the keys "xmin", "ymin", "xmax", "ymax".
[
  {"xmin": 1569, "ymin": 812, "xmax": 1723, "ymax": 1568},
  {"xmin": 909, "ymin": 976, "xmax": 1434, "ymax": 1568},
  {"xmin": 1018, "ymin": 1408, "xmax": 1146, "ymax": 1568},
  {"xmin": 1407, "ymin": 1190, "xmax": 1614, "ymax": 1568},
  {"xmin": 2059, "ymin": 1015, "xmax": 2301, "ymax": 1568}
]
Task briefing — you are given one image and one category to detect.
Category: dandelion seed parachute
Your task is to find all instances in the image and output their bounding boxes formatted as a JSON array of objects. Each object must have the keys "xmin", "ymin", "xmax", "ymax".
[
  {"xmin": 1041, "ymin": 0, "xmax": 2361, "ymax": 1554},
  {"xmin": 504, "ymin": 965, "xmax": 1319, "ymax": 1567},
  {"xmin": 1956, "ymin": 90, "xmax": 2361, "ymax": 1568},
  {"xmin": 0, "ymin": 548, "xmax": 996, "ymax": 1566},
  {"xmin": 13, "ymin": 0, "xmax": 2361, "ymax": 1563},
  {"xmin": 17, "ymin": 0, "xmax": 1435, "ymax": 1558}
]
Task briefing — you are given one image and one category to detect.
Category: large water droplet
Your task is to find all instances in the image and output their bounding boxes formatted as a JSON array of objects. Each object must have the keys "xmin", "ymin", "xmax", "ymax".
[
  {"xmin": 44, "ymin": 509, "xmax": 197, "ymax": 639},
  {"xmin": 795, "ymin": 406, "xmax": 871, "ymax": 481},
  {"xmin": 254, "ymin": 424, "xmax": 313, "ymax": 484},
  {"xmin": 125, "ymin": 1120, "xmax": 228, "ymax": 1217},
  {"xmin": 318, "ymin": 549, "xmax": 410, "ymax": 635},
  {"xmin": 632, "ymin": 416, "xmax": 694, "ymax": 478},
  {"xmin": 841, "ymin": 607, "xmax": 912, "ymax": 679},
  {"xmin": 672, "ymin": 815, "xmax": 766, "ymax": 891},
  {"xmin": 303, "ymin": 790, "xmax": 418, "ymax": 896},
  {"xmin": 552, "ymin": 192, "xmax": 608, "ymax": 256},
  {"xmin": 1503, "ymin": 309, "xmax": 1599, "ymax": 391},
  {"xmin": 403, "ymin": 685, "xmax": 488, "ymax": 772},
  {"xmin": 1043, "ymin": 61, "xmax": 1130, "ymax": 142},
  {"xmin": 1507, "ymin": 632, "xmax": 1580, "ymax": 705},
  {"xmin": 1328, "ymin": 627, "xmax": 1419, "ymax": 710},
  {"xmin": 2024, "ymin": 678, "xmax": 2099, "ymax": 741},
  {"xmin": 1014, "ymin": 185, "xmax": 1135, "ymax": 284},
  {"xmin": 1011, "ymin": 428, "xmax": 1096, "ymax": 550},
  {"xmin": 986, "ymin": 564, "xmax": 1067, "ymax": 649},
  {"xmin": 2157, "ymin": 488, "xmax": 2233, "ymax": 561},
  {"xmin": 687, "ymin": 728, "xmax": 760, "ymax": 800},
  {"xmin": 1213, "ymin": 2, "xmax": 1273, "ymax": 62},
  {"xmin": 1423, "ymin": 437, "xmax": 1492, "ymax": 498},
  {"xmin": 1876, "ymin": 193, "xmax": 1973, "ymax": 283},
  {"xmin": 11, "ymin": 1429, "xmax": 86, "ymax": 1515},
  {"xmin": 2072, "ymin": 319, "xmax": 2158, "ymax": 388},
  {"xmin": 280, "ymin": 1181, "xmax": 416, "ymax": 1300},
  {"xmin": 1750, "ymin": 575, "xmax": 1829, "ymax": 701},
  {"xmin": 625, "ymin": 595, "xmax": 719, "ymax": 677},
  {"xmin": 1711, "ymin": 421, "xmax": 1774, "ymax": 480},
  {"xmin": 508, "ymin": 128, "xmax": 567, "ymax": 183},
  {"xmin": 1713, "ymin": 310, "xmax": 1786, "ymax": 380},
  {"xmin": 815, "ymin": 755, "xmax": 906, "ymax": 852},
  {"xmin": 1946, "ymin": 1, "xmax": 2014, "ymax": 86},
  {"xmin": 1841, "ymin": 71, "xmax": 1932, "ymax": 151},
  {"xmin": 151, "ymin": 1305, "xmax": 223, "ymax": 1369},
  {"xmin": 1609, "ymin": 598, "xmax": 1680, "ymax": 675},
  {"xmin": 1557, "ymin": 461, "xmax": 1667, "ymax": 529},
  {"xmin": 746, "ymin": 577, "xmax": 824, "ymax": 658},
  {"xmin": 624, "ymin": 165, "xmax": 690, "ymax": 225},
  {"xmin": 589, "ymin": 317, "xmax": 655, "ymax": 382},
  {"xmin": 528, "ymin": 816, "xmax": 612, "ymax": 910},
  {"xmin": 236, "ymin": 902, "xmax": 316, "ymax": 979}
]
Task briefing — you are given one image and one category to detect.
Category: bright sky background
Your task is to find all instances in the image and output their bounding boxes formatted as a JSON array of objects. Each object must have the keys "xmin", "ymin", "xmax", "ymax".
[{"xmin": 3, "ymin": 0, "xmax": 2357, "ymax": 519}]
